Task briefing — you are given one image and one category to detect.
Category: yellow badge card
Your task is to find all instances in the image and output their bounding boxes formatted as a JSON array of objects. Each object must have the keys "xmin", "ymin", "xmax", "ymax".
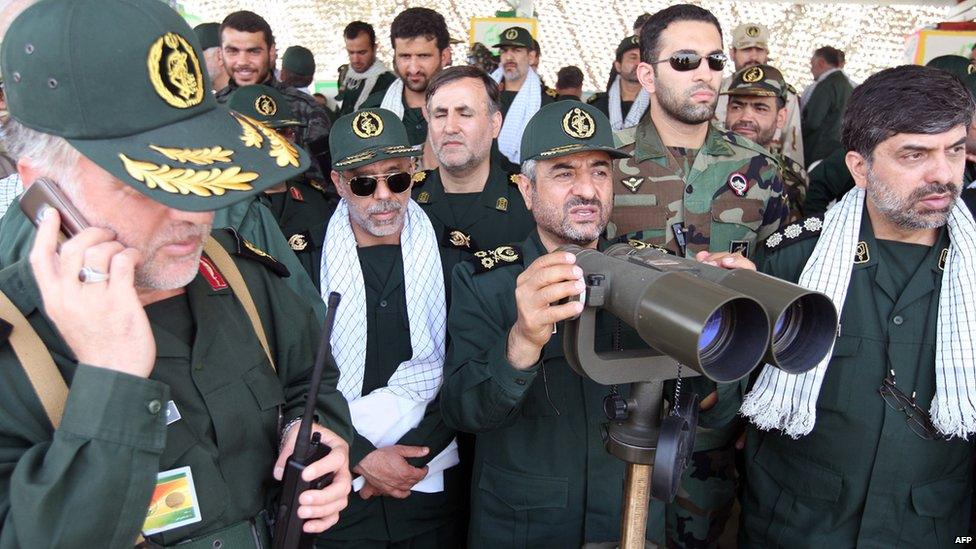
[{"xmin": 143, "ymin": 466, "xmax": 202, "ymax": 536}]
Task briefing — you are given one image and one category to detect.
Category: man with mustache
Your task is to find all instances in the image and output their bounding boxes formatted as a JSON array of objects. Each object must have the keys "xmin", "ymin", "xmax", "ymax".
[
  {"xmin": 0, "ymin": 0, "xmax": 354, "ymax": 546},
  {"xmin": 441, "ymin": 101, "xmax": 668, "ymax": 547},
  {"xmin": 589, "ymin": 36, "xmax": 650, "ymax": 131},
  {"xmin": 215, "ymin": 10, "xmax": 333, "ymax": 175},
  {"xmin": 608, "ymin": 5, "xmax": 787, "ymax": 547},
  {"xmin": 711, "ymin": 64, "xmax": 976, "ymax": 548},
  {"xmin": 360, "ymin": 8, "xmax": 451, "ymax": 149},
  {"xmin": 413, "ymin": 66, "xmax": 535, "ymax": 286},
  {"xmin": 714, "ymin": 23, "xmax": 804, "ymax": 167},
  {"xmin": 336, "ymin": 21, "xmax": 396, "ymax": 117},
  {"xmin": 724, "ymin": 64, "xmax": 810, "ymax": 220},
  {"xmin": 307, "ymin": 108, "xmax": 464, "ymax": 548}
]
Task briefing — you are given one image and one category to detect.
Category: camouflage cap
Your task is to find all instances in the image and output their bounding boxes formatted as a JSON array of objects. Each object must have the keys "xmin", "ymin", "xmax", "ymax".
[
  {"xmin": 493, "ymin": 26, "xmax": 533, "ymax": 49},
  {"xmin": 722, "ymin": 64, "xmax": 787, "ymax": 101},
  {"xmin": 1, "ymin": 0, "xmax": 308, "ymax": 212},
  {"xmin": 227, "ymin": 84, "xmax": 301, "ymax": 129},
  {"xmin": 282, "ymin": 45, "xmax": 315, "ymax": 77},
  {"xmin": 329, "ymin": 108, "xmax": 421, "ymax": 170},
  {"xmin": 926, "ymin": 55, "xmax": 973, "ymax": 80},
  {"xmin": 193, "ymin": 22, "xmax": 221, "ymax": 51},
  {"xmin": 731, "ymin": 23, "xmax": 769, "ymax": 50},
  {"xmin": 520, "ymin": 101, "xmax": 630, "ymax": 161},
  {"xmin": 615, "ymin": 35, "xmax": 640, "ymax": 61}
]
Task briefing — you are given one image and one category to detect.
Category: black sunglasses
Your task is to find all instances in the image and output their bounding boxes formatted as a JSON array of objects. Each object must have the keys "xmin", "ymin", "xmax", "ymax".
[
  {"xmin": 878, "ymin": 371, "xmax": 941, "ymax": 440},
  {"xmin": 345, "ymin": 171, "xmax": 412, "ymax": 197},
  {"xmin": 650, "ymin": 52, "xmax": 727, "ymax": 72}
]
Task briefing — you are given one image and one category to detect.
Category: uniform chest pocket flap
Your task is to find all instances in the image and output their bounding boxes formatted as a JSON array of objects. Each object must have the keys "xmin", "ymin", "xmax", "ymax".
[
  {"xmin": 911, "ymin": 474, "xmax": 970, "ymax": 518},
  {"xmin": 243, "ymin": 361, "xmax": 286, "ymax": 411},
  {"xmin": 478, "ymin": 461, "xmax": 568, "ymax": 511},
  {"xmin": 711, "ymin": 193, "xmax": 767, "ymax": 231}
]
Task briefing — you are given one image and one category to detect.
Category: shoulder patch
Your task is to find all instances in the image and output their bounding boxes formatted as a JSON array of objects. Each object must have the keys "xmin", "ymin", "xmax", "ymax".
[
  {"xmin": 763, "ymin": 216, "xmax": 823, "ymax": 253},
  {"xmin": 467, "ymin": 245, "xmax": 523, "ymax": 274},
  {"xmin": 222, "ymin": 227, "xmax": 291, "ymax": 278}
]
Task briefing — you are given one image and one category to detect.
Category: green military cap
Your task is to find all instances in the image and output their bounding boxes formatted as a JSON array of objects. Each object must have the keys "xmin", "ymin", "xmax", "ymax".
[
  {"xmin": 731, "ymin": 23, "xmax": 769, "ymax": 50},
  {"xmin": 1, "ymin": 0, "xmax": 309, "ymax": 212},
  {"xmin": 282, "ymin": 45, "xmax": 315, "ymax": 77},
  {"xmin": 926, "ymin": 55, "xmax": 973, "ymax": 80},
  {"xmin": 493, "ymin": 26, "xmax": 533, "ymax": 49},
  {"xmin": 615, "ymin": 35, "xmax": 640, "ymax": 60},
  {"xmin": 963, "ymin": 73, "xmax": 976, "ymax": 101},
  {"xmin": 193, "ymin": 22, "xmax": 221, "ymax": 50},
  {"xmin": 520, "ymin": 101, "xmax": 630, "ymax": 161},
  {"xmin": 329, "ymin": 108, "xmax": 421, "ymax": 170},
  {"xmin": 722, "ymin": 64, "xmax": 788, "ymax": 101},
  {"xmin": 227, "ymin": 84, "xmax": 302, "ymax": 129}
]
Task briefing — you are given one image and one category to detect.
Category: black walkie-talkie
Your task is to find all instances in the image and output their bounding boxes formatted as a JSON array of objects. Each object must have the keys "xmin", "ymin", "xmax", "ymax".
[{"xmin": 273, "ymin": 292, "xmax": 341, "ymax": 549}]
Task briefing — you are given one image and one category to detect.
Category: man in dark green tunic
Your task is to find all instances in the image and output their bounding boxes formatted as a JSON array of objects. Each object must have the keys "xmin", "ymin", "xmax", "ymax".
[
  {"xmin": 705, "ymin": 65, "xmax": 976, "ymax": 548},
  {"xmin": 336, "ymin": 21, "xmax": 396, "ymax": 117},
  {"xmin": 312, "ymin": 108, "xmax": 463, "ymax": 548},
  {"xmin": 413, "ymin": 65, "xmax": 536, "ymax": 287},
  {"xmin": 0, "ymin": 1, "xmax": 353, "ymax": 546},
  {"xmin": 801, "ymin": 46, "xmax": 853, "ymax": 167},
  {"xmin": 359, "ymin": 8, "xmax": 451, "ymax": 149},
  {"xmin": 442, "ymin": 101, "xmax": 668, "ymax": 547}
]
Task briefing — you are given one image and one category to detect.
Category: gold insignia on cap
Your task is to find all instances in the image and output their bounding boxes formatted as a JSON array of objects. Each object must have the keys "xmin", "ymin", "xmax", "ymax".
[
  {"xmin": 255, "ymin": 94, "xmax": 278, "ymax": 116},
  {"xmin": 562, "ymin": 107, "xmax": 596, "ymax": 139},
  {"xmin": 412, "ymin": 171, "xmax": 427, "ymax": 183},
  {"xmin": 969, "ymin": 63, "xmax": 976, "ymax": 75},
  {"xmin": 495, "ymin": 197, "xmax": 508, "ymax": 211},
  {"xmin": 540, "ymin": 144, "xmax": 585, "ymax": 157},
  {"xmin": 289, "ymin": 233, "xmax": 309, "ymax": 251},
  {"xmin": 631, "ymin": 36, "xmax": 639, "ymax": 45},
  {"xmin": 449, "ymin": 230, "xmax": 472, "ymax": 248},
  {"xmin": 417, "ymin": 191, "xmax": 431, "ymax": 203},
  {"xmin": 742, "ymin": 66, "xmax": 764, "ymax": 83},
  {"xmin": 118, "ymin": 154, "xmax": 257, "ymax": 196},
  {"xmin": 854, "ymin": 241, "xmax": 870, "ymax": 264},
  {"xmin": 148, "ymin": 33, "xmax": 204, "ymax": 109},
  {"xmin": 232, "ymin": 112, "xmax": 300, "ymax": 167},
  {"xmin": 505, "ymin": 28, "xmax": 519, "ymax": 40},
  {"xmin": 746, "ymin": 26, "xmax": 760, "ymax": 37},
  {"xmin": 335, "ymin": 150, "xmax": 376, "ymax": 167},
  {"xmin": 149, "ymin": 145, "xmax": 234, "ymax": 165},
  {"xmin": 352, "ymin": 111, "xmax": 384, "ymax": 138}
]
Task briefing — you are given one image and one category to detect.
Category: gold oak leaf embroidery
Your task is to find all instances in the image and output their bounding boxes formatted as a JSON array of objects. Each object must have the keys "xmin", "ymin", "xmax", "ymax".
[{"xmin": 119, "ymin": 154, "xmax": 257, "ymax": 196}]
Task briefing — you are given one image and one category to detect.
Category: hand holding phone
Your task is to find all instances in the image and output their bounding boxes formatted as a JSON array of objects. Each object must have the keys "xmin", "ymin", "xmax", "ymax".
[{"xmin": 20, "ymin": 177, "xmax": 90, "ymax": 240}]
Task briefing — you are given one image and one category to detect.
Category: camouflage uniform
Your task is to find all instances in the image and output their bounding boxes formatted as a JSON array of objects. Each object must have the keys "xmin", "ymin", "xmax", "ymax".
[
  {"xmin": 778, "ymin": 153, "xmax": 809, "ymax": 221},
  {"xmin": 610, "ymin": 114, "xmax": 786, "ymax": 549}
]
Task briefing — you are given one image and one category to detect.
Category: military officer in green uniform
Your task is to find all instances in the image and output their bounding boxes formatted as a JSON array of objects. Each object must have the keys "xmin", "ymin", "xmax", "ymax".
[
  {"xmin": 711, "ymin": 65, "xmax": 976, "ymax": 548},
  {"xmin": 588, "ymin": 36, "xmax": 649, "ymax": 132},
  {"xmin": 309, "ymin": 107, "xmax": 463, "ymax": 548},
  {"xmin": 337, "ymin": 21, "xmax": 396, "ymax": 117},
  {"xmin": 802, "ymin": 46, "xmax": 853, "ymax": 167},
  {"xmin": 723, "ymin": 64, "xmax": 809, "ymax": 220},
  {"xmin": 227, "ymin": 84, "xmax": 339, "ymax": 275},
  {"xmin": 412, "ymin": 65, "xmax": 535, "ymax": 287},
  {"xmin": 610, "ymin": 6, "xmax": 787, "ymax": 547},
  {"xmin": 441, "ymin": 100, "xmax": 668, "ymax": 547},
  {"xmin": 0, "ymin": 1, "xmax": 354, "ymax": 546},
  {"xmin": 360, "ymin": 8, "xmax": 452, "ymax": 148}
]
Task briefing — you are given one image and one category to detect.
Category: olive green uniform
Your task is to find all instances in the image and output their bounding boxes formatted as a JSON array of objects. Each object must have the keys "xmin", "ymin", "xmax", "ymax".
[
  {"xmin": 802, "ymin": 149, "xmax": 853, "ymax": 217},
  {"xmin": 778, "ymin": 153, "xmax": 810, "ymax": 221},
  {"xmin": 337, "ymin": 71, "xmax": 397, "ymax": 118},
  {"xmin": 586, "ymin": 92, "xmax": 633, "ymax": 120},
  {"xmin": 257, "ymin": 178, "xmax": 338, "ymax": 279},
  {"xmin": 499, "ymin": 86, "xmax": 555, "ymax": 116},
  {"xmin": 441, "ymin": 232, "xmax": 665, "ymax": 548},
  {"xmin": 0, "ymin": 230, "xmax": 353, "ymax": 547},
  {"xmin": 801, "ymin": 70, "xmax": 853, "ymax": 167},
  {"xmin": 359, "ymin": 89, "xmax": 428, "ymax": 146},
  {"xmin": 736, "ymin": 212, "xmax": 973, "ymax": 547},
  {"xmin": 315, "ymin": 244, "xmax": 462, "ymax": 548},
  {"xmin": 411, "ymin": 164, "xmax": 535, "ymax": 288}
]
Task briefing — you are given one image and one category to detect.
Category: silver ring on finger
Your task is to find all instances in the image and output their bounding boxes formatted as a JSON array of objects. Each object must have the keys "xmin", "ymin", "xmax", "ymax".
[{"xmin": 78, "ymin": 266, "xmax": 110, "ymax": 284}]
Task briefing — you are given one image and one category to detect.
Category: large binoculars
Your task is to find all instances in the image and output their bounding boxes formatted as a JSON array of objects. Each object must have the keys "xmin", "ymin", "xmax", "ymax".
[{"xmin": 561, "ymin": 244, "xmax": 838, "ymax": 384}]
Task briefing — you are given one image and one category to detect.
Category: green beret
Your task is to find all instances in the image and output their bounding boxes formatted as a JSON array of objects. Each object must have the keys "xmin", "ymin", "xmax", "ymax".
[
  {"xmin": 520, "ymin": 101, "xmax": 630, "ymax": 162},
  {"xmin": 330, "ymin": 109, "xmax": 421, "ymax": 170},
  {"xmin": 283, "ymin": 46, "xmax": 315, "ymax": 77},
  {"xmin": 193, "ymin": 22, "xmax": 221, "ymax": 51}
]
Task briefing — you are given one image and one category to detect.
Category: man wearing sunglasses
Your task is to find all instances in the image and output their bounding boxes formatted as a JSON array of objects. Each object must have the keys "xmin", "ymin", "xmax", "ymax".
[
  {"xmin": 608, "ymin": 5, "xmax": 788, "ymax": 547},
  {"xmin": 709, "ymin": 64, "xmax": 976, "ymax": 548},
  {"xmin": 414, "ymin": 65, "xmax": 536, "ymax": 287},
  {"xmin": 312, "ymin": 107, "xmax": 464, "ymax": 548},
  {"xmin": 441, "ymin": 101, "xmax": 668, "ymax": 547}
]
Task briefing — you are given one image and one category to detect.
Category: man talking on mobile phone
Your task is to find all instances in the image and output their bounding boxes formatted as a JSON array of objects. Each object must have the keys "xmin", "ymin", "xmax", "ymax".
[{"xmin": 0, "ymin": 0, "xmax": 353, "ymax": 547}]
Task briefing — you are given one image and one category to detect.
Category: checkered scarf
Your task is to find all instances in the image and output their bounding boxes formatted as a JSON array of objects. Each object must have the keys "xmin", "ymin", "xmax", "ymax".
[
  {"xmin": 607, "ymin": 75, "xmax": 649, "ymax": 131},
  {"xmin": 491, "ymin": 66, "xmax": 542, "ymax": 163},
  {"xmin": 741, "ymin": 186, "xmax": 976, "ymax": 439}
]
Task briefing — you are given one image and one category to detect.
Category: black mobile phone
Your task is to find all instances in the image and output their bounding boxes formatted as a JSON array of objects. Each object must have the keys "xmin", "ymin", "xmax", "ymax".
[{"xmin": 20, "ymin": 177, "xmax": 90, "ymax": 239}]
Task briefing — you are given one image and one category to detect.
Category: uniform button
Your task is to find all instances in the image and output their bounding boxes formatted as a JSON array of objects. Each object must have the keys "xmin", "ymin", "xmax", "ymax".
[
  {"xmin": 892, "ymin": 315, "xmax": 904, "ymax": 325},
  {"xmin": 379, "ymin": 300, "xmax": 388, "ymax": 308},
  {"xmin": 147, "ymin": 399, "xmax": 162, "ymax": 414},
  {"xmin": 685, "ymin": 185, "xmax": 693, "ymax": 194},
  {"xmin": 194, "ymin": 363, "xmax": 204, "ymax": 370},
  {"xmin": 515, "ymin": 378, "xmax": 526, "ymax": 385}
]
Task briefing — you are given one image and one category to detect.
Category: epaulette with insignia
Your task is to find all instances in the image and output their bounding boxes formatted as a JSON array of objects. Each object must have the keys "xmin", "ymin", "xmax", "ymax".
[
  {"xmin": 763, "ymin": 215, "xmax": 824, "ymax": 252},
  {"xmin": 621, "ymin": 238, "xmax": 675, "ymax": 255},
  {"xmin": 586, "ymin": 94, "xmax": 599, "ymax": 105},
  {"xmin": 222, "ymin": 227, "xmax": 291, "ymax": 277},
  {"xmin": 508, "ymin": 173, "xmax": 520, "ymax": 186},
  {"xmin": 412, "ymin": 170, "xmax": 429, "ymax": 187},
  {"xmin": 545, "ymin": 87, "xmax": 558, "ymax": 98},
  {"xmin": 308, "ymin": 179, "xmax": 326, "ymax": 193},
  {"xmin": 467, "ymin": 245, "xmax": 523, "ymax": 274}
]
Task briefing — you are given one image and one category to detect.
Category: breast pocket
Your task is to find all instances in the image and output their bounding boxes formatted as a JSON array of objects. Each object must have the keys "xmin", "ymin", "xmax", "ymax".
[
  {"xmin": 209, "ymin": 359, "xmax": 284, "ymax": 455},
  {"xmin": 710, "ymin": 194, "xmax": 768, "ymax": 251},
  {"xmin": 816, "ymin": 335, "xmax": 861, "ymax": 412},
  {"xmin": 475, "ymin": 461, "xmax": 570, "ymax": 548},
  {"xmin": 907, "ymin": 473, "xmax": 972, "ymax": 547}
]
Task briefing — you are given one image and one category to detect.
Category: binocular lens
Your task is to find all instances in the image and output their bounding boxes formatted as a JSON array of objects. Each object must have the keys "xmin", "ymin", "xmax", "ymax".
[
  {"xmin": 698, "ymin": 308, "xmax": 729, "ymax": 359},
  {"xmin": 772, "ymin": 304, "xmax": 803, "ymax": 355}
]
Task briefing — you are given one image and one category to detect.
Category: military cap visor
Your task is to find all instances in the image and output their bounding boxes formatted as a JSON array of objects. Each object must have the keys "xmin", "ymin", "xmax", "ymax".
[
  {"xmin": 330, "ymin": 109, "xmax": 421, "ymax": 171},
  {"xmin": 493, "ymin": 27, "xmax": 533, "ymax": 49},
  {"xmin": 520, "ymin": 101, "xmax": 630, "ymax": 162},
  {"xmin": 2, "ymin": 0, "xmax": 308, "ymax": 212}
]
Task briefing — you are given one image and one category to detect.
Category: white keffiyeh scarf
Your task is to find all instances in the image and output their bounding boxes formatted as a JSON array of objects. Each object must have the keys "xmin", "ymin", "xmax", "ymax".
[
  {"xmin": 342, "ymin": 61, "xmax": 391, "ymax": 112},
  {"xmin": 379, "ymin": 78, "xmax": 406, "ymax": 119},
  {"xmin": 607, "ymin": 75, "xmax": 650, "ymax": 131},
  {"xmin": 741, "ymin": 186, "xmax": 976, "ymax": 439},
  {"xmin": 321, "ymin": 199, "xmax": 458, "ymax": 491},
  {"xmin": 490, "ymin": 66, "xmax": 542, "ymax": 164}
]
